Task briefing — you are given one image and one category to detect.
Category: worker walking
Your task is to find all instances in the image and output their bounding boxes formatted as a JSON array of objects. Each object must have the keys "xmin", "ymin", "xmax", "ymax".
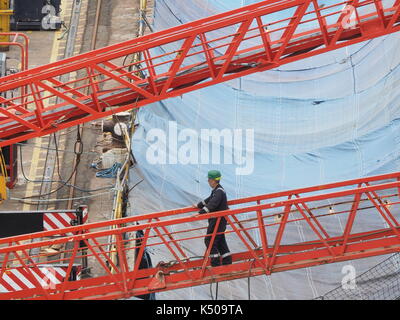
[{"xmin": 196, "ymin": 170, "xmax": 232, "ymax": 267}]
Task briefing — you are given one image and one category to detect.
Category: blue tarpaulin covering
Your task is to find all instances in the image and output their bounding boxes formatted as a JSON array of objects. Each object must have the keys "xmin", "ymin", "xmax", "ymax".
[{"xmin": 128, "ymin": 0, "xmax": 400, "ymax": 299}]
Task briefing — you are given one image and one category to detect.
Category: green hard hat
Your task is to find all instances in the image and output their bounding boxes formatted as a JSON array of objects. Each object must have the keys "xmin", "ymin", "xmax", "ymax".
[{"xmin": 208, "ymin": 170, "xmax": 222, "ymax": 181}]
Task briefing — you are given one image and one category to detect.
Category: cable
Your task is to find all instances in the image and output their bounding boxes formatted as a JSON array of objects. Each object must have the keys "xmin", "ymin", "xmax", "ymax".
[
  {"xmin": 248, "ymin": 259, "xmax": 256, "ymax": 300},
  {"xmin": 209, "ymin": 281, "xmax": 219, "ymax": 300},
  {"xmin": 19, "ymin": 152, "xmax": 112, "ymax": 194},
  {"xmin": 140, "ymin": 10, "xmax": 153, "ymax": 33},
  {"xmin": 54, "ymin": 132, "xmax": 66, "ymax": 182},
  {"xmin": 207, "ymin": 263, "xmax": 219, "ymax": 300},
  {"xmin": 20, "ymin": 127, "xmax": 84, "ymax": 199},
  {"xmin": 208, "ymin": 265, "xmax": 217, "ymax": 301},
  {"xmin": 17, "ymin": 141, "xmax": 97, "ymax": 155},
  {"xmin": 127, "ymin": 179, "xmax": 144, "ymax": 194},
  {"xmin": 19, "ymin": 144, "xmax": 112, "ymax": 193},
  {"xmin": 57, "ymin": 21, "xmax": 70, "ymax": 40}
]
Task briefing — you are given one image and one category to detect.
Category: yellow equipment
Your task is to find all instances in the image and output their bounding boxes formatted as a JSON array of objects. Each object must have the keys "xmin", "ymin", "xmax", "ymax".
[
  {"xmin": 0, "ymin": 148, "xmax": 7, "ymax": 201},
  {"xmin": 0, "ymin": 0, "xmax": 13, "ymax": 51}
]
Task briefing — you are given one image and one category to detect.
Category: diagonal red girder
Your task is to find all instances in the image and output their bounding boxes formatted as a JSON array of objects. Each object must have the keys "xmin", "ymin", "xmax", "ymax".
[{"xmin": 0, "ymin": 0, "xmax": 398, "ymax": 146}]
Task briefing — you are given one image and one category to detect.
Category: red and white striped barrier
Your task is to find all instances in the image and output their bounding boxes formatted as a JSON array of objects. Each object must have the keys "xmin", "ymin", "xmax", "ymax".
[
  {"xmin": 43, "ymin": 206, "xmax": 88, "ymax": 235},
  {"xmin": 0, "ymin": 265, "xmax": 81, "ymax": 293}
]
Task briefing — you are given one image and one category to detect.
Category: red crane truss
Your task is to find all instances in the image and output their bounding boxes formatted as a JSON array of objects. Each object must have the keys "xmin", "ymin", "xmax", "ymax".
[
  {"xmin": 0, "ymin": 0, "xmax": 398, "ymax": 146},
  {"xmin": 0, "ymin": 172, "xmax": 400, "ymax": 299}
]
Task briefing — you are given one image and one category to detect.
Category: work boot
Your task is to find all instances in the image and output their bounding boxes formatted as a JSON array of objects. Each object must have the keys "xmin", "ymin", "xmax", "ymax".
[
  {"xmin": 211, "ymin": 257, "xmax": 221, "ymax": 267},
  {"xmin": 221, "ymin": 254, "xmax": 232, "ymax": 265}
]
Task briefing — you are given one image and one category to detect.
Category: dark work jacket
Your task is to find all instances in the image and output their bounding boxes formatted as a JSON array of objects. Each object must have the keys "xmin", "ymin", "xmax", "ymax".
[{"xmin": 197, "ymin": 184, "xmax": 229, "ymax": 233}]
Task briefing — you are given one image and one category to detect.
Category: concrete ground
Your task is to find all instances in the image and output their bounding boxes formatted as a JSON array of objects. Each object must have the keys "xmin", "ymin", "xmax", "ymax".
[
  {"xmin": 2, "ymin": 0, "xmax": 144, "ymax": 218},
  {"xmin": 2, "ymin": 24, "xmax": 68, "ymax": 212}
]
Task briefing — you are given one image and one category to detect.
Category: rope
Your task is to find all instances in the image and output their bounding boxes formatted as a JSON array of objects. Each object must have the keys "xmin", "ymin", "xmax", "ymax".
[
  {"xmin": 96, "ymin": 163, "xmax": 123, "ymax": 178},
  {"xmin": 19, "ymin": 127, "xmax": 84, "ymax": 199}
]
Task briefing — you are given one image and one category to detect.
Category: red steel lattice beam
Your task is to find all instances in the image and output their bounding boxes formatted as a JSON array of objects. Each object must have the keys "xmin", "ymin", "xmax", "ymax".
[
  {"xmin": 0, "ymin": 172, "xmax": 400, "ymax": 299},
  {"xmin": 0, "ymin": 0, "xmax": 398, "ymax": 146}
]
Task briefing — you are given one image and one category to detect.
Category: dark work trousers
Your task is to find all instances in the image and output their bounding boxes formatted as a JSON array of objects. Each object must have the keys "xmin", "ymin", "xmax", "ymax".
[{"xmin": 204, "ymin": 217, "xmax": 231, "ymax": 266}]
